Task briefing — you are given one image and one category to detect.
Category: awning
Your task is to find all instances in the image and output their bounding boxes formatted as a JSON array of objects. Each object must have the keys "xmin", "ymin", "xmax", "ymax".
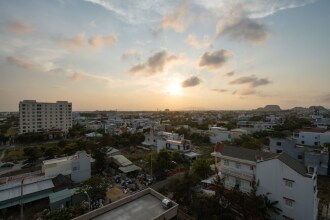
[
  {"xmin": 119, "ymin": 164, "xmax": 141, "ymax": 174},
  {"xmin": 49, "ymin": 189, "xmax": 74, "ymax": 204}
]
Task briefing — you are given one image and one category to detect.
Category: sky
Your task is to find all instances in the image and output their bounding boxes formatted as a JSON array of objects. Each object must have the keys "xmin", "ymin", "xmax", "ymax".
[{"xmin": 0, "ymin": 0, "xmax": 330, "ymax": 111}]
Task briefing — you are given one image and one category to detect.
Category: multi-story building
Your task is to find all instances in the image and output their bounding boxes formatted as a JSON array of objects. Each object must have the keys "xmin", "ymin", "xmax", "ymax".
[
  {"xmin": 269, "ymin": 137, "xmax": 329, "ymax": 175},
  {"xmin": 19, "ymin": 100, "xmax": 72, "ymax": 134},
  {"xmin": 212, "ymin": 144, "xmax": 318, "ymax": 220},
  {"xmin": 293, "ymin": 128, "xmax": 330, "ymax": 146}
]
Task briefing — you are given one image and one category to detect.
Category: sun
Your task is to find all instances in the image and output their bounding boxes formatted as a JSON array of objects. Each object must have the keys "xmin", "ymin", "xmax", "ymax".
[{"xmin": 167, "ymin": 81, "xmax": 182, "ymax": 96}]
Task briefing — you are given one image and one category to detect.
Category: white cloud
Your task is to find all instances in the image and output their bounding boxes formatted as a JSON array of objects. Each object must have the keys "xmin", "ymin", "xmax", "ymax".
[{"xmin": 185, "ymin": 34, "xmax": 212, "ymax": 49}]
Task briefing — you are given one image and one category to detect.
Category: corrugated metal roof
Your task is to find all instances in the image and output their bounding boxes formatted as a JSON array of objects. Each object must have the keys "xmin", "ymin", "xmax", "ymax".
[
  {"xmin": 0, "ymin": 179, "xmax": 54, "ymax": 202},
  {"xmin": 49, "ymin": 188, "xmax": 74, "ymax": 203},
  {"xmin": 119, "ymin": 164, "xmax": 141, "ymax": 173},
  {"xmin": 112, "ymin": 155, "xmax": 133, "ymax": 167}
]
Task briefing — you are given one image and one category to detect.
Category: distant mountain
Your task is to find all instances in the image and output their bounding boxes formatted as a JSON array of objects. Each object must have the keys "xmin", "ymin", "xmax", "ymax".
[
  {"xmin": 290, "ymin": 106, "xmax": 328, "ymax": 113},
  {"xmin": 291, "ymin": 107, "xmax": 308, "ymax": 112},
  {"xmin": 256, "ymin": 105, "xmax": 281, "ymax": 112},
  {"xmin": 308, "ymin": 106, "xmax": 328, "ymax": 113}
]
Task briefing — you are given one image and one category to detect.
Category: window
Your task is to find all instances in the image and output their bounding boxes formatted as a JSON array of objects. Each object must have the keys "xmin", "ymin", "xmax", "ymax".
[
  {"xmin": 298, "ymin": 155, "xmax": 302, "ymax": 159},
  {"xmin": 236, "ymin": 162, "xmax": 241, "ymax": 169},
  {"xmin": 276, "ymin": 142, "xmax": 282, "ymax": 146},
  {"xmin": 250, "ymin": 166, "xmax": 254, "ymax": 171},
  {"xmin": 314, "ymin": 142, "xmax": 318, "ymax": 146},
  {"xmin": 73, "ymin": 164, "xmax": 80, "ymax": 171},
  {"xmin": 276, "ymin": 150, "xmax": 282, "ymax": 153},
  {"xmin": 301, "ymin": 141, "xmax": 305, "ymax": 144},
  {"xmin": 224, "ymin": 160, "xmax": 229, "ymax": 166},
  {"xmin": 284, "ymin": 179, "xmax": 293, "ymax": 188},
  {"xmin": 284, "ymin": 197, "xmax": 294, "ymax": 207}
]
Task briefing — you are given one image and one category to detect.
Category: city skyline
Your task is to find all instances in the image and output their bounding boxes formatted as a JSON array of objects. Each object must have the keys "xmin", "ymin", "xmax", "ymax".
[{"xmin": 1, "ymin": 0, "xmax": 330, "ymax": 111}]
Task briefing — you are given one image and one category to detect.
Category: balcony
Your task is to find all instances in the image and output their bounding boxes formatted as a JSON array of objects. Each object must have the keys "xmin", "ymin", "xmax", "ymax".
[{"xmin": 220, "ymin": 166, "xmax": 254, "ymax": 181}]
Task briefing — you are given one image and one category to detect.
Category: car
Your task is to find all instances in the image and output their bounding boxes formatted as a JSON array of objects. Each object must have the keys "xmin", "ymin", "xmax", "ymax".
[{"xmin": 1, "ymin": 162, "xmax": 15, "ymax": 168}]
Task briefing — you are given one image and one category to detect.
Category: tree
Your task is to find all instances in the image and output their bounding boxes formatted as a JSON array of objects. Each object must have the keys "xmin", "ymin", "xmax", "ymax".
[
  {"xmin": 92, "ymin": 146, "xmax": 107, "ymax": 173},
  {"xmin": 168, "ymin": 172, "xmax": 199, "ymax": 206},
  {"xmin": 63, "ymin": 143, "xmax": 79, "ymax": 155},
  {"xmin": 44, "ymin": 146, "xmax": 61, "ymax": 159},
  {"xmin": 78, "ymin": 175, "xmax": 111, "ymax": 201},
  {"xmin": 43, "ymin": 205, "xmax": 87, "ymax": 220},
  {"xmin": 23, "ymin": 147, "xmax": 42, "ymax": 161},
  {"xmin": 192, "ymin": 158, "xmax": 213, "ymax": 180}
]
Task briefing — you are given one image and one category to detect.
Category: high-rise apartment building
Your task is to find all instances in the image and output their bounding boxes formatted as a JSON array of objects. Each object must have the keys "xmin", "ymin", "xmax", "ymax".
[{"xmin": 19, "ymin": 100, "xmax": 72, "ymax": 134}]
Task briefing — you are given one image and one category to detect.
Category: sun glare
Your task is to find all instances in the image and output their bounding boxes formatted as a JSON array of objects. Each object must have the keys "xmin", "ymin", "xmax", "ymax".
[{"xmin": 167, "ymin": 81, "xmax": 182, "ymax": 96}]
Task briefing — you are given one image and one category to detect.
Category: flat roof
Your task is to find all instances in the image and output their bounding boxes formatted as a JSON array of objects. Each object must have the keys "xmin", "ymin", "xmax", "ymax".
[
  {"xmin": 93, "ymin": 194, "xmax": 164, "ymax": 220},
  {"xmin": 73, "ymin": 188, "xmax": 178, "ymax": 220}
]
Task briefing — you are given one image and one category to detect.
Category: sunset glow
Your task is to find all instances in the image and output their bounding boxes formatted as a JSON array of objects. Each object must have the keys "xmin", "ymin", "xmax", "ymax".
[{"xmin": 0, "ymin": 0, "xmax": 329, "ymax": 111}]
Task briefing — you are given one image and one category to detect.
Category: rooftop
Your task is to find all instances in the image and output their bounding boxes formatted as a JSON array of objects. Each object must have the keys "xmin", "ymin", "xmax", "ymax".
[
  {"xmin": 212, "ymin": 145, "xmax": 308, "ymax": 177},
  {"xmin": 111, "ymin": 155, "xmax": 133, "ymax": 167},
  {"xmin": 212, "ymin": 145, "xmax": 277, "ymax": 162},
  {"xmin": 73, "ymin": 188, "xmax": 178, "ymax": 220}
]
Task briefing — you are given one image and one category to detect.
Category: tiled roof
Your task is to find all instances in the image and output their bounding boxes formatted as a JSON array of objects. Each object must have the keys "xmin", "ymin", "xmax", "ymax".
[
  {"xmin": 220, "ymin": 146, "xmax": 276, "ymax": 162},
  {"xmin": 275, "ymin": 153, "xmax": 308, "ymax": 176},
  {"xmin": 218, "ymin": 145, "xmax": 308, "ymax": 176}
]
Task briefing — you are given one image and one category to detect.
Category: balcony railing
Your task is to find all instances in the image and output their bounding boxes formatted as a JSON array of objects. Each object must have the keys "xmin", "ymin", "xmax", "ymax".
[{"xmin": 221, "ymin": 166, "xmax": 254, "ymax": 181}]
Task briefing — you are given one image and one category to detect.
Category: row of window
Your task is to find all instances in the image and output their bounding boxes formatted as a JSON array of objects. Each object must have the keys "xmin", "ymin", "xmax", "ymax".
[{"xmin": 223, "ymin": 159, "xmax": 254, "ymax": 170}]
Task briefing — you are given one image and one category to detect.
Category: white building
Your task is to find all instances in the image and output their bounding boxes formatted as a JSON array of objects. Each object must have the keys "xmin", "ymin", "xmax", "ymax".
[
  {"xmin": 208, "ymin": 127, "xmax": 247, "ymax": 144},
  {"xmin": 19, "ymin": 100, "xmax": 72, "ymax": 134},
  {"xmin": 209, "ymin": 127, "xmax": 231, "ymax": 144},
  {"xmin": 293, "ymin": 128, "xmax": 330, "ymax": 146},
  {"xmin": 212, "ymin": 145, "xmax": 318, "ymax": 220},
  {"xmin": 143, "ymin": 131, "xmax": 191, "ymax": 152},
  {"xmin": 42, "ymin": 151, "xmax": 91, "ymax": 183}
]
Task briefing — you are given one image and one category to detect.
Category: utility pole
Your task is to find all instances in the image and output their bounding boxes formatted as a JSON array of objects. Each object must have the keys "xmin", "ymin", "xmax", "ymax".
[
  {"xmin": 20, "ymin": 178, "xmax": 24, "ymax": 220},
  {"xmin": 150, "ymin": 152, "xmax": 153, "ymax": 178}
]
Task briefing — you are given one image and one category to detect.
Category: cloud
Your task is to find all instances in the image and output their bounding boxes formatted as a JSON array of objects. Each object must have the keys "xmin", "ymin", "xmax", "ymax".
[
  {"xmin": 240, "ymin": 89, "xmax": 257, "ymax": 95},
  {"xmin": 199, "ymin": 49, "xmax": 232, "ymax": 69},
  {"xmin": 161, "ymin": 0, "xmax": 189, "ymax": 32},
  {"xmin": 216, "ymin": 15, "xmax": 270, "ymax": 44},
  {"xmin": 185, "ymin": 34, "xmax": 212, "ymax": 49},
  {"xmin": 181, "ymin": 76, "xmax": 202, "ymax": 88},
  {"xmin": 71, "ymin": 72, "xmax": 84, "ymax": 81},
  {"xmin": 56, "ymin": 33, "xmax": 86, "ymax": 50},
  {"xmin": 88, "ymin": 34, "xmax": 117, "ymax": 49},
  {"xmin": 6, "ymin": 56, "xmax": 42, "ymax": 71},
  {"xmin": 6, "ymin": 20, "xmax": 34, "ymax": 34},
  {"xmin": 122, "ymin": 49, "xmax": 141, "ymax": 60},
  {"xmin": 211, "ymin": 89, "xmax": 227, "ymax": 93},
  {"xmin": 229, "ymin": 75, "xmax": 271, "ymax": 88},
  {"xmin": 55, "ymin": 33, "xmax": 117, "ymax": 51},
  {"xmin": 129, "ymin": 50, "xmax": 180, "ymax": 76},
  {"xmin": 224, "ymin": 71, "xmax": 235, "ymax": 77}
]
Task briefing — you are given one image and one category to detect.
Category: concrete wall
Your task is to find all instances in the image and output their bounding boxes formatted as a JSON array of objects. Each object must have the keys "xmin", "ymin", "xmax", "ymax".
[
  {"xmin": 256, "ymin": 159, "xmax": 318, "ymax": 220},
  {"xmin": 71, "ymin": 152, "xmax": 91, "ymax": 183}
]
